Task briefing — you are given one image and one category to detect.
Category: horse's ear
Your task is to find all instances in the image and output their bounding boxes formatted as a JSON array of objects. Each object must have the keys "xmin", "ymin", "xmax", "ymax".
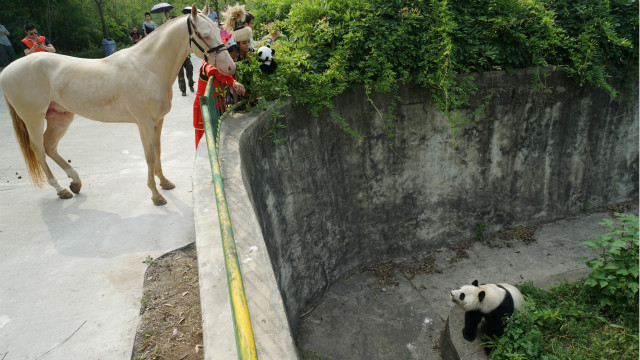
[
  {"xmin": 191, "ymin": 4, "xmax": 198, "ymax": 18},
  {"xmin": 202, "ymin": 3, "xmax": 210, "ymax": 16}
]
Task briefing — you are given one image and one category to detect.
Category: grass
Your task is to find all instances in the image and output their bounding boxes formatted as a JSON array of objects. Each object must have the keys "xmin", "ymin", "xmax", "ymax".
[
  {"xmin": 142, "ymin": 255, "xmax": 158, "ymax": 267},
  {"xmin": 487, "ymin": 281, "xmax": 639, "ymax": 359},
  {"xmin": 140, "ymin": 290, "xmax": 152, "ymax": 308}
]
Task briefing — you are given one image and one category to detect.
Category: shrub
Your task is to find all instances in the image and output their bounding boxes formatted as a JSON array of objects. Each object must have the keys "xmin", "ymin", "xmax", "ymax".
[
  {"xmin": 489, "ymin": 281, "xmax": 639, "ymax": 359},
  {"xmin": 579, "ymin": 212, "xmax": 639, "ymax": 310},
  {"xmin": 241, "ymin": 0, "xmax": 637, "ymax": 136}
]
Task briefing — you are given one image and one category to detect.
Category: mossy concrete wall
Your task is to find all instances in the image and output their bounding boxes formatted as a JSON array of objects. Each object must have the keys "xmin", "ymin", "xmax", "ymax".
[{"xmin": 239, "ymin": 67, "xmax": 639, "ymax": 331}]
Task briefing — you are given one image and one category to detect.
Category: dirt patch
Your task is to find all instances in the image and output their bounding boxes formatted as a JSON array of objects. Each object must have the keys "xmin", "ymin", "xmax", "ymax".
[
  {"xmin": 488, "ymin": 225, "xmax": 540, "ymax": 245},
  {"xmin": 131, "ymin": 243, "xmax": 204, "ymax": 360},
  {"xmin": 362, "ymin": 253, "xmax": 442, "ymax": 285}
]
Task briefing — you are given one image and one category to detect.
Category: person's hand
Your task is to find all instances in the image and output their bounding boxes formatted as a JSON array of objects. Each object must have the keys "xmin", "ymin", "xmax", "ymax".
[
  {"xmin": 39, "ymin": 43, "xmax": 46, "ymax": 50},
  {"xmin": 232, "ymin": 81, "xmax": 245, "ymax": 96}
]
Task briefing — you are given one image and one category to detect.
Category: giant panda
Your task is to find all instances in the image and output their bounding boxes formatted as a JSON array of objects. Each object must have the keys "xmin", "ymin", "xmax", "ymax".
[{"xmin": 450, "ymin": 280, "xmax": 524, "ymax": 353}]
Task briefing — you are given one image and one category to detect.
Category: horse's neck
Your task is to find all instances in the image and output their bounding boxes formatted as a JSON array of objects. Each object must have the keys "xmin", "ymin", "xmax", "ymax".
[{"xmin": 135, "ymin": 20, "xmax": 190, "ymax": 87}]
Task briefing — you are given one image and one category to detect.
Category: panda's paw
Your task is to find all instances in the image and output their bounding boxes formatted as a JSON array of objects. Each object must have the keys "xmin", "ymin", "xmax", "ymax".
[{"xmin": 462, "ymin": 329, "xmax": 476, "ymax": 342}]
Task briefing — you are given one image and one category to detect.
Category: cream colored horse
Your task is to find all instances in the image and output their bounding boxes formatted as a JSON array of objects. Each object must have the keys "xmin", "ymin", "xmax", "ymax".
[{"xmin": 0, "ymin": 4, "xmax": 234, "ymax": 205}]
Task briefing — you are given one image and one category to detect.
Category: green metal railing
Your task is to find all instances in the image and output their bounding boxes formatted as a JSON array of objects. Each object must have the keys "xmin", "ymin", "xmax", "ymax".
[{"xmin": 199, "ymin": 79, "xmax": 258, "ymax": 360}]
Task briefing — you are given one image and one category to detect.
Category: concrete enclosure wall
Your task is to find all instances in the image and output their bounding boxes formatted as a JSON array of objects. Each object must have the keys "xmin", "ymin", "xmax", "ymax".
[{"xmin": 239, "ymin": 67, "xmax": 639, "ymax": 332}]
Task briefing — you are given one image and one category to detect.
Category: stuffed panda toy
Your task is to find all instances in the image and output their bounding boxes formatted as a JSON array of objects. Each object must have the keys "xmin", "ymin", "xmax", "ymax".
[
  {"xmin": 257, "ymin": 45, "xmax": 277, "ymax": 74},
  {"xmin": 450, "ymin": 280, "xmax": 524, "ymax": 353}
]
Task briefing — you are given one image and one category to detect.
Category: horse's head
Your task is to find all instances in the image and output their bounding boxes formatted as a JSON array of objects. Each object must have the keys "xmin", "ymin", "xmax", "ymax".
[{"xmin": 188, "ymin": 4, "xmax": 236, "ymax": 76}]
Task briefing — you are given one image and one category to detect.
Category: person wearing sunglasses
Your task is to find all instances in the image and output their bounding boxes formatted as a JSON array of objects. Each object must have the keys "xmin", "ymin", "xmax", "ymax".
[{"xmin": 21, "ymin": 23, "xmax": 55, "ymax": 56}]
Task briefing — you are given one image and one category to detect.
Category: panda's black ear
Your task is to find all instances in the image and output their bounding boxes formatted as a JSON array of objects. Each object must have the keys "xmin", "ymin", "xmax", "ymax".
[
  {"xmin": 472, "ymin": 280, "xmax": 479, "ymax": 286},
  {"xmin": 478, "ymin": 291, "xmax": 485, "ymax": 302}
]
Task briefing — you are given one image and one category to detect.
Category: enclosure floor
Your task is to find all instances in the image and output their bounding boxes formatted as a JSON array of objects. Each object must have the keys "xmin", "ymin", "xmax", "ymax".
[{"xmin": 295, "ymin": 207, "xmax": 635, "ymax": 360}]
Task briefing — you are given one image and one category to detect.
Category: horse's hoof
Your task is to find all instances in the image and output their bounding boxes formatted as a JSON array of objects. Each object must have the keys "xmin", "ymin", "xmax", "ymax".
[
  {"xmin": 70, "ymin": 182, "xmax": 82, "ymax": 194},
  {"xmin": 160, "ymin": 180, "xmax": 175, "ymax": 190},
  {"xmin": 152, "ymin": 195, "xmax": 167, "ymax": 206},
  {"xmin": 58, "ymin": 189, "xmax": 73, "ymax": 199}
]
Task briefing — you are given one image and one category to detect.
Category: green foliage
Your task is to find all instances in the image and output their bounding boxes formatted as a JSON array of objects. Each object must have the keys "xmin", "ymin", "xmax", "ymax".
[
  {"xmin": 489, "ymin": 281, "xmax": 639, "ymax": 359},
  {"xmin": 246, "ymin": 0, "xmax": 295, "ymax": 36},
  {"xmin": 487, "ymin": 298, "xmax": 549, "ymax": 359},
  {"xmin": 552, "ymin": 0, "xmax": 638, "ymax": 97},
  {"xmin": 258, "ymin": 109, "xmax": 288, "ymax": 145},
  {"xmin": 239, "ymin": 0, "xmax": 637, "ymax": 140},
  {"xmin": 579, "ymin": 212, "xmax": 639, "ymax": 310},
  {"xmin": 235, "ymin": 40, "xmax": 311, "ymax": 103}
]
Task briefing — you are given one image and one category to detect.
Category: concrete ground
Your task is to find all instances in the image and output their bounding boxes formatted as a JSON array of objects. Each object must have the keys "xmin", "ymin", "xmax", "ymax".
[{"xmin": 0, "ymin": 57, "xmax": 200, "ymax": 359}]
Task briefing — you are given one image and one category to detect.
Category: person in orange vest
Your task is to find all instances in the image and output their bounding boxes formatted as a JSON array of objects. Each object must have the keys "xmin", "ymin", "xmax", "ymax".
[{"xmin": 21, "ymin": 23, "xmax": 55, "ymax": 56}]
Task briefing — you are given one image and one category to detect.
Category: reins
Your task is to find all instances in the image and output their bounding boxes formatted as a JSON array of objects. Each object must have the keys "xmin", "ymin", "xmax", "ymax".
[{"xmin": 187, "ymin": 15, "xmax": 226, "ymax": 64}]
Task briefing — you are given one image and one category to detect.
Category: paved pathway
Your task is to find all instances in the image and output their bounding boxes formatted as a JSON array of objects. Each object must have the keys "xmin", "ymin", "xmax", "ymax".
[{"xmin": 0, "ymin": 57, "xmax": 199, "ymax": 359}]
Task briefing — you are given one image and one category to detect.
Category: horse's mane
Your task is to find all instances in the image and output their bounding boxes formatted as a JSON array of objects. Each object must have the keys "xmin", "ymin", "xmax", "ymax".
[
  {"xmin": 137, "ymin": 14, "xmax": 188, "ymax": 45},
  {"xmin": 137, "ymin": 12, "xmax": 215, "ymax": 45}
]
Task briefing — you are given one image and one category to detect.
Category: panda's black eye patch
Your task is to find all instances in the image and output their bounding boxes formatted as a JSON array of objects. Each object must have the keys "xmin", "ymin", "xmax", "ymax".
[{"xmin": 459, "ymin": 293, "xmax": 465, "ymax": 300}]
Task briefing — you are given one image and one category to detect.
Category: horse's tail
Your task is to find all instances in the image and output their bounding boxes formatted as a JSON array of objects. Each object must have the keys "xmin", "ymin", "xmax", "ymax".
[{"xmin": 6, "ymin": 96, "xmax": 45, "ymax": 187}]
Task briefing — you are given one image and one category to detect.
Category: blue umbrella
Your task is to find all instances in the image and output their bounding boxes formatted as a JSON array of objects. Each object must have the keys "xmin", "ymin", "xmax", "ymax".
[{"xmin": 150, "ymin": 2, "xmax": 174, "ymax": 14}]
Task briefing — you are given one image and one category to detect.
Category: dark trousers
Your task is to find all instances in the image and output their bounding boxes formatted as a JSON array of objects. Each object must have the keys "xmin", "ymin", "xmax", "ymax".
[
  {"xmin": 0, "ymin": 44, "xmax": 15, "ymax": 67},
  {"xmin": 177, "ymin": 57, "xmax": 195, "ymax": 93}
]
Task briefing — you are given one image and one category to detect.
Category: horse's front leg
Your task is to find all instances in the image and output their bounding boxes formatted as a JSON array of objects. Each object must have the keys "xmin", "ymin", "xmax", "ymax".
[
  {"xmin": 137, "ymin": 119, "xmax": 166, "ymax": 206},
  {"xmin": 153, "ymin": 117, "xmax": 175, "ymax": 190}
]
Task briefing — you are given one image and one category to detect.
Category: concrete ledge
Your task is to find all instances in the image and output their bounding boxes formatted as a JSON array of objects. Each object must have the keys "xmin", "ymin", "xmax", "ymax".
[
  {"xmin": 193, "ymin": 113, "xmax": 299, "ymax": 360},
  {"xmin": 194, "ymin": 142, "xmax": 237, "ymax": 359},
  {"xmin": 441, "ymin": 268, "xmax": 592, "ymax": 360}
]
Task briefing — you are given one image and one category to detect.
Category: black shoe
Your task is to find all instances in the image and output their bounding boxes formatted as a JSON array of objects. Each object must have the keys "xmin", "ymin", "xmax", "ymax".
[
  {"xmin": 181, "ymin": 91, "xmax": 187, "ymax": 96},
  {"xmin": 189, "ymin": 85, "xmax": 195, "ymax": 93}
]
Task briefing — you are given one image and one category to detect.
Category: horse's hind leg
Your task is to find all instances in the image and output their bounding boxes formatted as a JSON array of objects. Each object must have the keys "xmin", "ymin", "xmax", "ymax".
[
  {"xmin": 23, "ymin": 117, "xmax": 73, "ymax": 199},
  {"xmin": 44, "ymin": 113, "xmax": 82, "ymax": 194},
  {"xmin": 153, "ymin": 117, "xmax": 175, "ymax": 190}
]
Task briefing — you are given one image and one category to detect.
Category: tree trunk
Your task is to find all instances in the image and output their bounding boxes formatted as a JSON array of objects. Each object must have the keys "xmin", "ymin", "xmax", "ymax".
[
  {"xmin": 93, "ymin": 0, "xmax": 109, "ymax": 39},
  {"xmin": 47, "ymin": 0, "xmax": 51, "ymax": 40}
]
